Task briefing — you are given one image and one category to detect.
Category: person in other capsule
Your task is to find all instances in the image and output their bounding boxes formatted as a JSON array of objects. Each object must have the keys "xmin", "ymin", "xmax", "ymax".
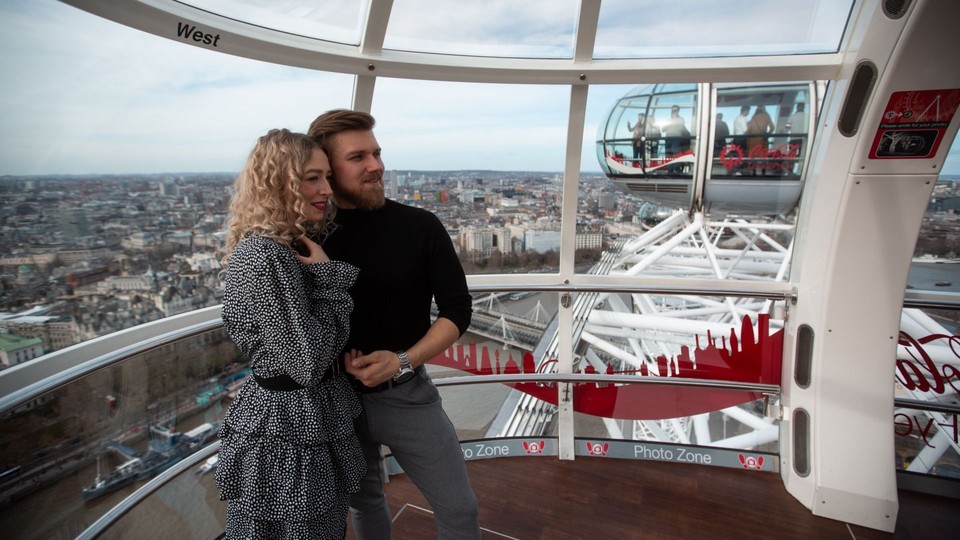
[
  {"xmin": 627, "ymin": 112, "xmax": 647, "ymax": 163},
  {"xmin": 746, "ymin": 105, "xmax": 776, "ymax": 174},
  {"xmin": 216, "ymin": 128, "xmax": 364, "ymax": 539}
]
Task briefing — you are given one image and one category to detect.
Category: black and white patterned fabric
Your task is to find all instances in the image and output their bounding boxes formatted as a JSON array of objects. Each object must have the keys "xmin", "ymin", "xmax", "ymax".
[{"xmin": 216, "ymin": 234, "xmax": 364, "ymax": 539}]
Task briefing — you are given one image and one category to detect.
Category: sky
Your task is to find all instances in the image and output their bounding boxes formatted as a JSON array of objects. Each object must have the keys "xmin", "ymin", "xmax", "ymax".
[{"xmin": 0, "ymin": 0, "xmax": 957, "ymax": 177}]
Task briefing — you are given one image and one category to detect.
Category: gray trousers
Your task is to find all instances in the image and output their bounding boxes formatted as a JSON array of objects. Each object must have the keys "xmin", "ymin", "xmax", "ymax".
[{"xmin": 350, "ymin": 368, "xmax": 481, "ymax": 540}]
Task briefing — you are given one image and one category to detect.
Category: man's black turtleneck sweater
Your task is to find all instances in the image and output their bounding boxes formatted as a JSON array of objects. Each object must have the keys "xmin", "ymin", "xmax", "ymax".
[{"xmin": 321, "ymin": 199, "xmax": 472, "ymax": 354}]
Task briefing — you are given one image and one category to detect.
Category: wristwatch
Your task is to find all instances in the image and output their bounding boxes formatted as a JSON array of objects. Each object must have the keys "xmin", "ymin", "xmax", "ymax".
[{"xmin": 392, "ymin": 350, "xmax": 415, "ymax": 384}]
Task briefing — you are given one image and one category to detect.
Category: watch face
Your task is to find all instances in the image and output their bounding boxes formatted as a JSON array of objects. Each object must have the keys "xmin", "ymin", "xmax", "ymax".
[{"xmin": 393, "ymin": 369, "xmax": 416, "ymax": 384}]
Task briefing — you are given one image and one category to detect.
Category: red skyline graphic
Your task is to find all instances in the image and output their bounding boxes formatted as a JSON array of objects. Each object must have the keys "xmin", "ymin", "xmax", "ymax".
[{"xmin": 432, "ymin": 314, "xmax": 783, "ymax": 420}]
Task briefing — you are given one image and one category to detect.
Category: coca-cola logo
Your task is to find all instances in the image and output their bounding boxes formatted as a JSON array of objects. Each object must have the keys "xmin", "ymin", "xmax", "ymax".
[
  {"xmin": 893, "ymin": 331, "xmax": 960, "ymax": 449},
  {"xmin": 895, "ymin": 332, "xmax": 960, "ymax": 395},
  {"xmin": 894, "ymin": 412, "xmax": 957, "ymax": 448}
]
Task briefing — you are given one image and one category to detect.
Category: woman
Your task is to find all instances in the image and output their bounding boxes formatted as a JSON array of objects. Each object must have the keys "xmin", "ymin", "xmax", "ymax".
[
  {"xmin": 746, "ymin": 105, "xmax": 775, "ymax": 154},
  {"xmin": 216, "ymin": 129, "xmax": 364, "ymax": 539}
]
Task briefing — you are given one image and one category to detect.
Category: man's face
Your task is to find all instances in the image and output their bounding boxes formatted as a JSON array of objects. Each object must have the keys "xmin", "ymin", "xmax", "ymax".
[{"xmin": 326, "ymin": 129, "xmax": 385, "ymax": 211}]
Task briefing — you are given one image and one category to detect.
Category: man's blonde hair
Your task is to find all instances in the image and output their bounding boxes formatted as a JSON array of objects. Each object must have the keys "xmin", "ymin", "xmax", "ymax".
[{"xmin": 307, "ymin": 109, "xmax": 376, "ymax": 155}]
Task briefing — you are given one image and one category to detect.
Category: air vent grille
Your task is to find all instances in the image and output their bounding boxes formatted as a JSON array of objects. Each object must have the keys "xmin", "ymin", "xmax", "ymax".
[
  {"xmin": 838, "ymin": 61, "xmax": 877, "ymax": 137},
  {"xmin": 883, "ymin": 0, "xmax": 910, "ymax": 19},
  {"xmin": 625, "ymin": 183, "xmax": 689, "ymax": 193}
]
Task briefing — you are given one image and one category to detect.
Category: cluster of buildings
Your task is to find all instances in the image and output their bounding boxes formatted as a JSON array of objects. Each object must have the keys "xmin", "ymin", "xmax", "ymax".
[
  {"xmin": 0, "ymin": 170, "xmax": 652, "ymax": 369},
  {"xmin": 0, "ymin": 174, "xmax": 233, "ymax": 368},
  {"xmin": 919, "ymin": 178, "xmax": 960, "ymax": 258},
  {"xmin": 391, "ymin": 171, "xmax": 629, "ymax": 261}
]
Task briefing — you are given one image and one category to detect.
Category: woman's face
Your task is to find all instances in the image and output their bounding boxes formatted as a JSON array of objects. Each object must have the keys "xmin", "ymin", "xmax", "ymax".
[{"xmin": 299, "ymin": 148, "xmax": 333, "ymax": 222}]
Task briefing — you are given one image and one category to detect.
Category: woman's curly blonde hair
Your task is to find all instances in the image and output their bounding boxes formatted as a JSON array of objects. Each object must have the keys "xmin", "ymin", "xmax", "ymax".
[{"xmin": 222, "ymin": 128, "xmax": 334, "ymax": 267}]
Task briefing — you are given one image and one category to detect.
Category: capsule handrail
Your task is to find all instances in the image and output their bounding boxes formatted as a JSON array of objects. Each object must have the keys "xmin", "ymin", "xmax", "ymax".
[
  {"xmin": 468, "ymin": 282, "xmax": 797, "ymax": 301},
  {"xmin": 0, "ymin": 317, "xmax": 224, "ymax": 416},
  {"xmin": 893, "ymin": 397, "xmax": 960, "ymax": 415},
  {"xmin": 431, "ymin": 373, "xmax": 780, "ymax": 393}
]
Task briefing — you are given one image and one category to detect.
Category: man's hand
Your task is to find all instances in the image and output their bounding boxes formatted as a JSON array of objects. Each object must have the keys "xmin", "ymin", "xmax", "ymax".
[{"xmin": 344, "ymin": 350, "xmax": 399, "ymax": 387}]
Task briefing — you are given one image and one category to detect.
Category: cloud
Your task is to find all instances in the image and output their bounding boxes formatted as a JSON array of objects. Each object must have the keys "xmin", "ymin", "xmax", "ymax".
[
  {"xmin": 594, "ymin": 0, "xmax": 854, "ymax": 56},
  {"xmin": 371, "ymin": 79, "xmax": 572, "ymax": 171},
  {"xmin": 0, "ymin": 0, "xmax": 354, "ymax": 174},
  {"xmin": 182, "ymin": 0, "xmax": 364, "ymax": 44},
  {"xmin": 382, "ymin": 0, "xmax": 577, "ymax": 57}
]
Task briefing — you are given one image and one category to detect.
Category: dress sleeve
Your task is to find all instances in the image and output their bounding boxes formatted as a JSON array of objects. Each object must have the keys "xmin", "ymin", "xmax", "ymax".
[
  {"xmin": 423, "ymin": 213, "xmax": 473, "ymax": 336},
  {"xmin": 302, "ymin": 260, "xmax": 359, "ymax": 361},
  {"xmin": 224, "ymin": 240, "xmax": 357, "ymax": 387}
]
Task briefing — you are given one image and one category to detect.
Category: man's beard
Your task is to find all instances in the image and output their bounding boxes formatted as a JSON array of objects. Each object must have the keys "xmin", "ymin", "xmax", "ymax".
[{"xmin": 334, "ymin": 177, "xmax": 385, "ymax": 211}]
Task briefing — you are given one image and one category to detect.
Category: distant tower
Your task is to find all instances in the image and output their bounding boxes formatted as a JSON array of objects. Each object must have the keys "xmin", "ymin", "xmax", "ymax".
[
  {"xmin": 599, "ymin": 192, "xmax": 617, "ymax": 210},
  {"xmin": 160, "ymin": 181, "xmax": 179, "ymax": 197},
  {"xmin": 388, "ymin": 170, "xmax": 398, "ymax": 199},
  {"xmin": 60, "ymin": 209, "xmax": 89, "ymax": 240}
]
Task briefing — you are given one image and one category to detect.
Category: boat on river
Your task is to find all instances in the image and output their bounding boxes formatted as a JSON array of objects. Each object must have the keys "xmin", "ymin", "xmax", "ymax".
[{"xmin": 82, "ymin": 421, "xmax": 218, "ymax": 502}]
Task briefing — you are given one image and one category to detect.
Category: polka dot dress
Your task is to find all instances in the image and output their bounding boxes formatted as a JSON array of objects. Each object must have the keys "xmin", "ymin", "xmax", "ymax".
[{"xmin": 217, "ymin": 234, "xmax": 365, "ymax": 539}]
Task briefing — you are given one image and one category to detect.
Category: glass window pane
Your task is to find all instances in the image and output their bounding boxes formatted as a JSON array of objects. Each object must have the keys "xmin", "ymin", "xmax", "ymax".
[
  {"xmin": 371, "ymin": 79, "xmax": 569, "ymax": 274},
  {"xmin": 909, "ymin": 132, "xmax": 960, "ymax": 295},
  {"xmin": 595, "ymin": 0, "xmax": 855, "ymax": 58},
  {"xmin": 895, "ymin": 308, "xmax": 960, "ymax": 478},
  {"xmin": 898, "ymin": 126, "xmax": 960, "ymax": 479},
  {"xmin": 0, "ymin": 329, "xmax": 238, "ymax": 539},
  {"xmin": 384, "ymin": 0, "xmax": 578, "ymax": 58},
  {"xmin": 459, "ymin": 292, "xmax": 784, "ymax": 453},
  {"xmin": 0, "ymin": 1, "xmax": 353, "ymax": 354},
  {"xmin": 713, "ymin": 83, "xmax": 812, "ymax": 179},
  {"xmin": 433, "ymin": 290, "xmax": 559, "ymax": 439},
  {"xmin": 178, "ymin": 0, "xmax": 368, "ymax": 44}
]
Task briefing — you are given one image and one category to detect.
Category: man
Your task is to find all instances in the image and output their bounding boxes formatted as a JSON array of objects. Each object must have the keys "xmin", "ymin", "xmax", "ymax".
[
  {"xmin": 787, "ymin": 103, "xmax": 809, "ymax": 149},
  {"xmin": 626, "ymin": 112, "xmax": 646, "ymax": 162},
  {"xmin": 785, "ymin": 102, "xmax": 809, "ymax": 175},
  {"xmin": 731, "ymin": 105, "xmax": 751, "ymax": 173},
  {"xmin": 786, "ymin": 102, "xmax": 808, "ymax": 137},
  {"xmin": 307, "ymin": 109, "xmax": 481, "ymax": 540},
  {"xmin": 714, "ymin": 112, "xmax": 730, "ymax": 156},
  {"xmin": 660, "ymin": 105, "xmax": 686, "ymax": 158},
  {"xmin": 732, "ymin": 105, "xmax": 750, "ymax": 151}
]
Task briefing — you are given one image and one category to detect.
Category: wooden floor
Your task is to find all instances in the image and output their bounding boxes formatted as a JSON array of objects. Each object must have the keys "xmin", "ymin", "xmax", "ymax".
[{"xmin": 347, "ymin": 457, "xmax": 959, "ymax": 540}]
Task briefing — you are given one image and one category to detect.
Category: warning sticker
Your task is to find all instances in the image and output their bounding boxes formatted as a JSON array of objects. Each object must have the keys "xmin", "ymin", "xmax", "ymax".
[{"xmin": 869, "ymin": 89, "xmax": 960, "ymax": 159}]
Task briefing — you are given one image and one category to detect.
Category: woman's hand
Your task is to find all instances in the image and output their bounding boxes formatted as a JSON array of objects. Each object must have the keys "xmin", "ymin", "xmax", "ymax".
[{"xmin": 293, "ymin": 236, "xmax": 330, "ymax": 265}]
